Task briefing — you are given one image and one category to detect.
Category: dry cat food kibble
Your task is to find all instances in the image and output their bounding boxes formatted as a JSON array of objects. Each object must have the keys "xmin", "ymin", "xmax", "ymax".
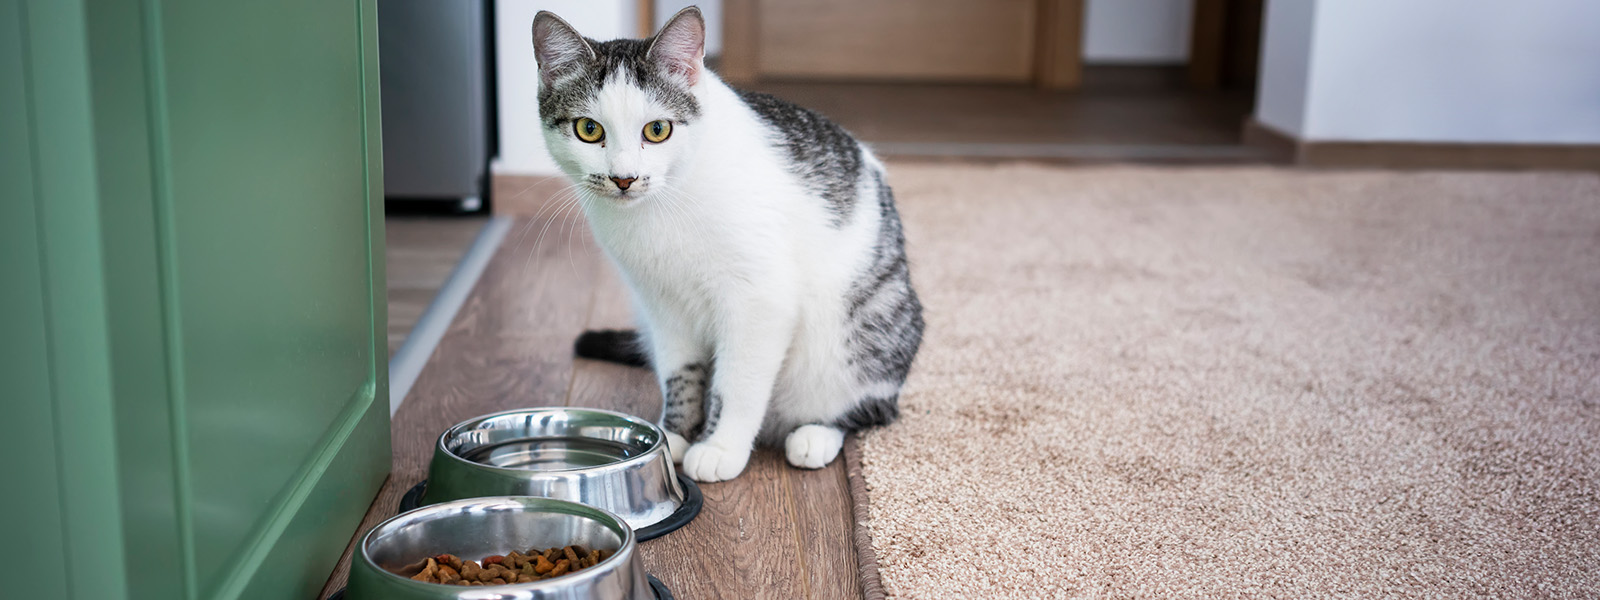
[{"xmin": 397, "ymin": 546, "xmax": 612, "ymax": 586}]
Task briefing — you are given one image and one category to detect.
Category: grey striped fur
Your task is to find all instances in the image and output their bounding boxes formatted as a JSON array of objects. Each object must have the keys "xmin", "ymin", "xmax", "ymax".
[
  {"xmin": 736, "ymin": 93, "xmax": 924, "ymax": 431},
  {"xmin": 738, "ymin": 90, "xmax": 864, "ymax": 226},
  {"xmin": 662, "ymin": 363, "xmax": 709, "ymax": 439},
  {"xmin": 835, "ymin": 171, "xmax": 923, "ymax": 430}
]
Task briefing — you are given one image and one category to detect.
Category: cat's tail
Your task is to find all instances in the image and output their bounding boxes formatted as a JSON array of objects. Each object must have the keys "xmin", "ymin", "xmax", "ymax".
[{"xmin": 574, "ymin": 329, "xmax": 650, "ymax": 368}]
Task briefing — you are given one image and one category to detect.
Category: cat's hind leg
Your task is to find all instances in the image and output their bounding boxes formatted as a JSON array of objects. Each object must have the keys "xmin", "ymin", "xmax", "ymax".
[
  {"xmin": 784, "ymin": 424, "xmax": 845, "ymax": 469},
  {"xmin": 782, "ymin": 390, "xmax": 900, "ymax": 469}
]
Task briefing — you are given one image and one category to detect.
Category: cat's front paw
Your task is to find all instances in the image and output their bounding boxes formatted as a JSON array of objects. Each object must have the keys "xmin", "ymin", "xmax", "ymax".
[
  {"xmin": 681, "ymin": 440, "xmax": 751, "ymax": 482},
  {"xmin": 662, "ymin": 430, "xmax": 690, "ymax": 464},
  {"xmin": 784, "ymin": 424, "xmax": 844, "ymax": 469}
]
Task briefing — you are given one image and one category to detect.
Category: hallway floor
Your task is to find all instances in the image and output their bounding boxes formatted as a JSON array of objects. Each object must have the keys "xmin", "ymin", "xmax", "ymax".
[
  {"xmin": 327, "ymin": 202, "xmax": 863, "ymax": 599},
  {"xmin": 747, "ymin": 67, "xmax": 1265, "ymax": 162}
]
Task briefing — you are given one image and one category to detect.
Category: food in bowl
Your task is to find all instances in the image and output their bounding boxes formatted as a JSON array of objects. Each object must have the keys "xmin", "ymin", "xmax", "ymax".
[{"xmin": 397, "ymin": 545, "xmax": 613, "ymax": 586}]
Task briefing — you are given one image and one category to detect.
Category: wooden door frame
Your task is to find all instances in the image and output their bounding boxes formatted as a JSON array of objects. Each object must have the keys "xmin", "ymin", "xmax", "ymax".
[
  {"xmin": 636, "ymin": 0, "xmax": 655, "ymax": 38},
  {"xmin": 1188, "ymin": 0, "xmax": 1264, "ymax": 89},
  {"xmin": 717, "ymin": 0, "xmax": 1084, "ymax": 89},
  {"xmin": 1189, "ymin": 0, "xmax": 1227, "ymax": 88},
  {"xmin": 718, "ymin": 0, "xmax": 760, "ymax": 83},
  {"xmin": 1034, "ymin": 0, "xmax": 1084, "ymax": 89}
]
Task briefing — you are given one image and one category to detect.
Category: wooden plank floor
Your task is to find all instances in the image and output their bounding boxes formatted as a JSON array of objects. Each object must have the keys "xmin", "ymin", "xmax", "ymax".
[
  {"xmin": 384, "ymin": 214, "xmax": 489, "ymax": 357},
  {"xmin": 320, "ymin": 208, "xmax": 863, "ymax": 599}
]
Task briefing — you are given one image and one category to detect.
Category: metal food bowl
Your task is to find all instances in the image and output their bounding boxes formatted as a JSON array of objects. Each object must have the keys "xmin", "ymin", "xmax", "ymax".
[
  {"xmin": 419, "ymin": 408, "xmax": 693, "ymax": 536},
  {"xmin": 346, "ymin": 497, "xmax": 654, "ymax": 600}
]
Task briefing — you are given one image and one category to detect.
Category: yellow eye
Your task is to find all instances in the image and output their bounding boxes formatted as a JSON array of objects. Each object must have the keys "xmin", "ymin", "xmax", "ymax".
[
  {"xmin": 574, "ymin": 118, "xmax": 604, "ymax": 143},
  {"xmin": 643, "ymin": 120, "xmax": 672, "ymax": 143}
]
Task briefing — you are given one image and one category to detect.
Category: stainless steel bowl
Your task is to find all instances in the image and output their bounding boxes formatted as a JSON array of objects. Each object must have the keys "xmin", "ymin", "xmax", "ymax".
[
  {"xmin": 346, "ymin": 497, "xmax": 653, "ymax": 600},
  {"xmin": 421, "ymin": 408, "xmax": 687, "ymax": 532}
]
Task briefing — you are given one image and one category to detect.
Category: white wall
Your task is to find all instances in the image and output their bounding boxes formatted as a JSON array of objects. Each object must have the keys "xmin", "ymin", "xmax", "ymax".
[
  {"xmin": 494, "ymin": 0, "xmax": 638, "ymax": 175},
  {"xmin": 1306, "ymin": 0, "xmax": 1600, "ymax": 143},
  {"xmin": 1256, "ymin": 0, "xmax": 1600, "ymax": 144},
  {"xmin": 655, "ymin": 0, "xmax": 722, "ymax": 58},
  {"xmin": 1082, "ymin": 0, "xmax": 1194, "ymax": 64},
  {"xmin": 1254, "ymin": 0, "xmax": 1317, "ymax": 136}
]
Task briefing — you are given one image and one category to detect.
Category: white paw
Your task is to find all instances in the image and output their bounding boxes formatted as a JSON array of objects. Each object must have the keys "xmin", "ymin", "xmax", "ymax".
[
  {"xmin": 784, "ymin": 425, "xmax": 844, "ymax": 469},
  {"xmin": 662, "ymin": 430, "xmax": 690, "ymax": 464},
  {"xmin": 682, "ymin": 440, "xmax": 751, "ymax": 482}
]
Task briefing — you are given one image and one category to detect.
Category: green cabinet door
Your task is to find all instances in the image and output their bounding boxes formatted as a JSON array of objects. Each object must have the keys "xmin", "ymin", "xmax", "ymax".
[{"xmin": 1, "ymin": 1, "xmax": 389, "ymax": 599}]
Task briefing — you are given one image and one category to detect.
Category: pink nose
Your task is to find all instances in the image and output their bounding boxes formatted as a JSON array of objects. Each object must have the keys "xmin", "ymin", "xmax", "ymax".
[{"xmin": 610, "ymin": 176, "xmax": 637, "ymax": 190}]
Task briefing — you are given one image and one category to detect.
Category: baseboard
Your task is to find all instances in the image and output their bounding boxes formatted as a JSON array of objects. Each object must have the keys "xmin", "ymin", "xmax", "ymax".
[
  {"xmin": 872, "ymin": 141, "xmax": 1274, "ymax": 163},
  {"xmin": 388, "ymin": 217, "xmax": 511, "ymax": 415},
  {"xmin": 1244, "ymin": 119, "xmax": 1600, "ymax": 171},
  {"xmin": 1241, "ymin": 119, "xmax": 1299, "ymax": 163}
]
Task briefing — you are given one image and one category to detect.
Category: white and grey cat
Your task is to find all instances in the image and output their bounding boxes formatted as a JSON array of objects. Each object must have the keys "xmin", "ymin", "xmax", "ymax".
[{"xmin": 533, "ymin": 7, "xmax": 923, "ymax": 482}]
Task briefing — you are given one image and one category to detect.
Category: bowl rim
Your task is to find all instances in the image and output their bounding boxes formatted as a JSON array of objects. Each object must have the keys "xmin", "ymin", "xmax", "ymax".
[
  {"xmin": 357, "ymin": 496, "xmax": 637, "ymax": 592},
  {"xmin": 434, "ymin": 407, "xmax": 668, "ymax": 475}
]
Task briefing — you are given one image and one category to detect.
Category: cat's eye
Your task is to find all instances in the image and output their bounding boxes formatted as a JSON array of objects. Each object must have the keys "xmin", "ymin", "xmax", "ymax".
[
  {"xmin": 643, "ymin": 120, "xmax": 672, "ymax": 143},
  {"xmin": 574, "ymin": 117, "xmax": 605, "ymax": 143}
]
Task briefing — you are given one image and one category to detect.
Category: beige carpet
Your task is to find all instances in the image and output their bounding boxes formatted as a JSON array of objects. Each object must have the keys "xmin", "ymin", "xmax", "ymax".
[{"xmin": 861, "ymin": 164, "xmax": 1600, "ymax": 598}]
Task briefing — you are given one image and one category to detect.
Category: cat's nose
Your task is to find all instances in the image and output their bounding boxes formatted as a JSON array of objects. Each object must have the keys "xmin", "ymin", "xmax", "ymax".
[{"xmin": 610, "ymin": 175, "xmax": 637, "ymax": 190}]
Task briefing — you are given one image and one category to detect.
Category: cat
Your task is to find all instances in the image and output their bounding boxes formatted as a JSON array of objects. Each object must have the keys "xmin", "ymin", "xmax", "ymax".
[{"xmin": 532, "ymin": 7, "xmax": 923, "ymax": 482}]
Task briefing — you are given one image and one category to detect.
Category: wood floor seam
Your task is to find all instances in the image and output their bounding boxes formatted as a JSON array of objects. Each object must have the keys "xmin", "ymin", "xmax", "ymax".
[
  {"xmin": 561, "ymin": 259, "xmax": 603, "ymax": 409},
  {"xmin": 781, "ymin": 466, "xmax": 815, "ymax": 600}
]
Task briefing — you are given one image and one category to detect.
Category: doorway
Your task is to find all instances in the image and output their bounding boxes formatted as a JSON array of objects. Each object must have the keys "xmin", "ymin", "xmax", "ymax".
[{"xmin": 712, "ymin": 0, "xmax": 1267, "ymax": 161}]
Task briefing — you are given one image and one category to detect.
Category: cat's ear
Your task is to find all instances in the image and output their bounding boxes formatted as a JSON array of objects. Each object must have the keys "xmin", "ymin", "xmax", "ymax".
[
  {"xmin": 647, "ymin": 7, "xmax": 706, "ymax": 86},
  {"xmin": 532, "ymin": 11, "xmax": 595, "ymax": 87}
]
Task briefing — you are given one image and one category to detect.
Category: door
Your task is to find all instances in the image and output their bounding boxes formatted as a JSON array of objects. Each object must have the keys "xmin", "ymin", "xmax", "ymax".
[
  {"xmin": 718, "ymin": 0, "xmax": 1085, "ymax": 88},
  {"xmin": 1, "ymin": 1, "xmax": 389, "ymax": 599}
]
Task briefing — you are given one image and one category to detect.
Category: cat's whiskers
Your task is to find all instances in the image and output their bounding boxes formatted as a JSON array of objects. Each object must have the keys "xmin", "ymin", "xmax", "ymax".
[
  {"xmin": 524, "ymin": 184, "xmax": 588, "ymax": 274},
  {"xmin": 508, "ymin": 181, "xmax": 583, "ymax": 258},
  {"xmin": 561, "ymin": 187, "xmax": 595, "ymax": 280},
  {"xmin": 655, "ymin": 184, "xmax": 711, "ymax": 240},
  {"xmin": 516, "ymin": 183, "xmax": 580, "ymax": 257},
  {"xmin": 644, "ymin": 186, "xmax": 692, "ymax": 243},
  {"xmin": 510, "ymin": 189, "xmax": 570, "ymax": 272}
]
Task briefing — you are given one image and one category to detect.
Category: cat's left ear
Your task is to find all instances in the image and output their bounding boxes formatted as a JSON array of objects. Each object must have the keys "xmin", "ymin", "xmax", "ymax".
[{"xmin": 647, "ymin": 7, "xmax": 706, "ymax": 86}]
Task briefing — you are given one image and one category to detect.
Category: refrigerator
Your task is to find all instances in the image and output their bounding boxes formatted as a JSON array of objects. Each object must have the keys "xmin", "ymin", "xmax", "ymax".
[{"xmin": 379, "ymin": 0, "xmax": 494, "ymax": 211}]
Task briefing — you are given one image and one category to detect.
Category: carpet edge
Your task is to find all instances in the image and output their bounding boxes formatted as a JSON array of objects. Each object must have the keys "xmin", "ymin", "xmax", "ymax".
[{"xmin": 844, "ymin": 435, "xmax": 887, "ymax": 600}]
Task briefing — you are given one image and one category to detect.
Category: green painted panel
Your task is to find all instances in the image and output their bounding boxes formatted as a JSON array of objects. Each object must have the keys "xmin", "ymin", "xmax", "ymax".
[
  {"xmin": 7, "ymin": 1, "xmax": 389, "ymax": 597},
  {"xmin": 83, "ymin": 0, "xmax": 188, "ymax": 597},
  {"xmin": 232, "ymin": 385, "xmax": 390, "ymax": 600},
  {"xmin": 0, "ymin": 3, "xmax": 72, "ymax": 599},
  {"xmin": 16, "ymin": 1, "xmax": 131, "ymax": 598},
  {"xmin": 147, "ymin": 0, "xmax": 379, "ymax": 596}
]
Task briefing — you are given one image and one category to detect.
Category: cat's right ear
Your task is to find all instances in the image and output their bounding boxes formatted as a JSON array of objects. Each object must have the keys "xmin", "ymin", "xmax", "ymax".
[{"xmin": 532, "ymin": 11, "xmax": 595, "ymax": 87}]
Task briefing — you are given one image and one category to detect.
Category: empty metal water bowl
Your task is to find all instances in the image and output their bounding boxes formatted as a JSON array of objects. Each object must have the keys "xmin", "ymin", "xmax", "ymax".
[
  {"xmin": 420, "ymin": 408, "xmax": 692, "ymax": 535},
  {"xmin": 346, "ymin": 496, "xmax": 653, "ymax": 600}
]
